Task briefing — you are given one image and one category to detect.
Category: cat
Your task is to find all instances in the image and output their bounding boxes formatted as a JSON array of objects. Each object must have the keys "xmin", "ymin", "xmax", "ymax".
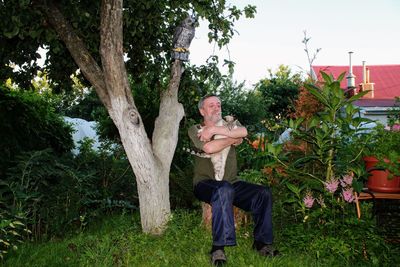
[{"xmin": 186, "ymin": 115, "xmax": 238, "ymax": 181}]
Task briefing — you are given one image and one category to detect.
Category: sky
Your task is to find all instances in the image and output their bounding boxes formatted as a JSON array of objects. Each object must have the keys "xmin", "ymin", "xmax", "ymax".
[{"xmin": 189, "ymin": 0, "xmax": 400, "ymax": 87}]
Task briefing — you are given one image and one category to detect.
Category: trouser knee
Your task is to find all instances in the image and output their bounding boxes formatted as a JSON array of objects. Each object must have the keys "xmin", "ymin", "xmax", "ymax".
[
  {"xmin": 252, "ymin": 186, "xmax": 272, "ymax": 210},
  {"xmin": 212, "ymin": 181, "xmax": 234, "ymax": 204}
]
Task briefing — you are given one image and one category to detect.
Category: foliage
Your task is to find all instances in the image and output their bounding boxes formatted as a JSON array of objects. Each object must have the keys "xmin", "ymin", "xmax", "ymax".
[
  {"xmin": 364, "ymin": 124, "xmax": 400, "ymax": 177},
  {"xmin": 387, "ymin": 96, "xmax": 400, "ymax": 127},
  {"xmin": 1, "ymin": 140, "xmax": 137, "ymax": 245},
  {"xmin": 0, "ymin": 0, "xmax": 256, "ymax": 92},
  {"xmin": 0, "ymin": 84, "xmax": 74, "ymax": 177},
  {"xmin": 259, "ymin": 71, "xmax": 374, "ymax": 229},
  {"xmin": 0, "ymin": 206, "xmax": 30, "ymax": 261},
  {"xmin": 279, "ymin": 72, "xmax": 371, "ymax": 181},
  {"xmin": 290, "ymin": 84, "xmax": 324, "ymax": 120},
  {"xmin": 255, "ymin": 65, "xmax": 302, "ymax": 123}
]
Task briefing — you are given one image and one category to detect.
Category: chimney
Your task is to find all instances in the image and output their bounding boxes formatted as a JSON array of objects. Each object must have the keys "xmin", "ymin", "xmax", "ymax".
[
  {"xmin": 346, "ymin": 52, "xmax": 356, "ymax": 96},
  {"xmin": 362, "ymin": 61, "xmax": 366, "ymax": 83},
  {"xmin": 358, "ymin": 61, "xmax": 374, "ymax": 98}
]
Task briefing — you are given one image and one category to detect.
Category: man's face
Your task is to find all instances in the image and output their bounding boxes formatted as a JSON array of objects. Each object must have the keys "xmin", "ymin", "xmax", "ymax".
[{"xmin": 200, "ymin": 96, "xmax": 222, "ymax": 123}]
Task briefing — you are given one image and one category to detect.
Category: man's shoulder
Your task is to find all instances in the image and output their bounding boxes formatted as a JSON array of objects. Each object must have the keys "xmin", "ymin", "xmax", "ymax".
[{"xmin": 188, "ymin": 124, "xmax": 201, "ymax": 134}]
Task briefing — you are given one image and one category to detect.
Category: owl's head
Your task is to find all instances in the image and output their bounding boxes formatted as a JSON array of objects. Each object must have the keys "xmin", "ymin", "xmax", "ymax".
[{"xmin": 182, "ymin": 13, "xmax": 197, "ymax": 27}]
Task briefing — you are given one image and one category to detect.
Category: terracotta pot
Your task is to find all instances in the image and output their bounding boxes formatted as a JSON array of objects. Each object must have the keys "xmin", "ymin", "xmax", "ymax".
[{"xmin": 363, "ymin": 156, "xmax": 400, "ymax": 193}]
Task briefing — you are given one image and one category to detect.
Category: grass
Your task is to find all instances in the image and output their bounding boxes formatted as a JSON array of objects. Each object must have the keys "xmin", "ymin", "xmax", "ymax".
[{"xmin": 2, "ymin": 209, "xmax": 400, "ymax": 267}]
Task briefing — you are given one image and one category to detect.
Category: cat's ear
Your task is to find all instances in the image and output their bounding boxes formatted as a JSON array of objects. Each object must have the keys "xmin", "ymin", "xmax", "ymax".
[{"xmin": 224, "ymin": 115, "xmax": 234, "ymax": 121}]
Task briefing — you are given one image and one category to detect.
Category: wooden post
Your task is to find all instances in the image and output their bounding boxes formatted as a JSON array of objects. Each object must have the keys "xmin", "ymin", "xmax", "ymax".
[{"xmin": 201, "ymin": 202, "xmax": 250, "ymax": 230}]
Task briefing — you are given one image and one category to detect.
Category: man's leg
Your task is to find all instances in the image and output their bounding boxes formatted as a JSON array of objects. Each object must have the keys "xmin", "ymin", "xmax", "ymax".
[
  {"xmin": 232, "ymin": 181, "xmax": 273, "ymax": 245},
  {"xmin": 194, "ymin": 180, "xmax": 236, "ymax": 246}
]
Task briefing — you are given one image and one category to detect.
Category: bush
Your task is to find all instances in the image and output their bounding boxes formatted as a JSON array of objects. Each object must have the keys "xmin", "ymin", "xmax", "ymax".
[
  {"xmin": 0, "ymin": 85, "xmax": 74, "ymax": 177},
  {"xmin": 0, "ymin": 204, "xmax": 30, "ymax": 261},
  {"xmin": 2, "ymin": 141, "xmax": 138, "ymax": 243},
  {"xmin": 0, "ymin": 84, "xmax": 138, "ymax": 247}
]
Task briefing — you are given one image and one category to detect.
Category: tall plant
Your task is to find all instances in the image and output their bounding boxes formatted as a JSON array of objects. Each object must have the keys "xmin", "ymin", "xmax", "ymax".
[{"xmin": 266, "ymin": 71, "xmax": 372, "ymax": 222}]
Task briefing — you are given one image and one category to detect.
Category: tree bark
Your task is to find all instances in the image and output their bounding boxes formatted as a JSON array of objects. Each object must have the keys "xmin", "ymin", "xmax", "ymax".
[
  {"xmin": 42, "ymin": 0, "xmax": 111, "ymax": 110},
  {"xmin": 43, "ymin": 0, "xmax": 186, "ymax": 234}
]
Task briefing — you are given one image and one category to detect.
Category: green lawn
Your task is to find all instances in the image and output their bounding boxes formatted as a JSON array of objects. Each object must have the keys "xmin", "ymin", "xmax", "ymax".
[{"xmin": 3, "ymin": 209, "xmax": 399, "ymax": 267}]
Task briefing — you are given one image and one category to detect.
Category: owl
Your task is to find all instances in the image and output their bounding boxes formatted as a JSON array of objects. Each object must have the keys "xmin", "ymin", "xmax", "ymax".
[{"xmin": 172, "ymin": 14, "xmax": 196, "ymax": 61}]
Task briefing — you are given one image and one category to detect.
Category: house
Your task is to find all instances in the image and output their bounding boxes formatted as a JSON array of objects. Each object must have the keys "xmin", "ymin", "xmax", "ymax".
[{"xmin": 312, "ymin": 64, "xmax": 400, "ymax": 125}]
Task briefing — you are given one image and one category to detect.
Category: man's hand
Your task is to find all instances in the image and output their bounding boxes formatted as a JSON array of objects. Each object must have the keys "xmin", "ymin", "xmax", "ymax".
[
  {"xmin": 197, "ymin": 126, "xmax": 214, "ymax": 142},
  {"xmin": 232, "ymin": 138, "xmax": 243, "ymax": 146}
]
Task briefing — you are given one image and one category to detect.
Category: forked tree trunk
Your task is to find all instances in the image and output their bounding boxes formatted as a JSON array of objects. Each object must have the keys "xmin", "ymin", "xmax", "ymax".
[{"xmin": 43, "ymin": 0, "xmax": 185, "ymax": 234}]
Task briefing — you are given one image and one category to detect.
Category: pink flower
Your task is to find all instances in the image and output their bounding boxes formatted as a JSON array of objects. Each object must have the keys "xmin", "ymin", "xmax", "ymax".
[
  {"xmin": 324, "ymin": 178, "xmax": 339, "ymax": 193},
  {"xmin": 303, "ymin": 193, "xmax": 315, "ymax": 208},
  {"xmin": 342, "ymin": 188, "xmax": 355, "ymax": 203},
  {"xmin": 392, "ymin": 124, "xmax": 400, "ymax": 131},
  {"xmin": 340, "ymin": 174, "xmax": 353, "ymax": 187}
]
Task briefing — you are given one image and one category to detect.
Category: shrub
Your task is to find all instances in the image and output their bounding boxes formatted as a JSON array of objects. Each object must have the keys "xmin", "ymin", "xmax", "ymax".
[
  {"xmin": 0, "ymin": 204, "xmax": 30, "ymax": 261},
  {"xmin": 0, "ymin": 85, "xmax": 73, "ymax": 177}
]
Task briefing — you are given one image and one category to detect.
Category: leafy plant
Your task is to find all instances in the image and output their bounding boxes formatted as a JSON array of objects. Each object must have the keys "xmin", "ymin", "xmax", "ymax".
[
  {"xmin": 0, "ymin": 85, "xmax": 74, "ymax": 177},
  {"xmin": 255, "ymin": 65, "xmax": 302, "ymax": 123},
  {"xmin": 387, "ymin": 96, "xmax": 400, "ymax": 127},
  {"xmin": 263, "ymin": 71, "xmax": 373, "ymax": 227},
  {"xmin": 364, "ymin": 124, "xmax": 400, "ymax": 177},
  {"xmin": 0, "ymin": 206, "xmax": 30, "ymax": 261}
]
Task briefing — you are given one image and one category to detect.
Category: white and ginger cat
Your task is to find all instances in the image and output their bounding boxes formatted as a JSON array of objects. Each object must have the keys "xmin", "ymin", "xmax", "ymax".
[{"xmin": 187, "ymin": 115, "xmax": 238, "ymax": 181}]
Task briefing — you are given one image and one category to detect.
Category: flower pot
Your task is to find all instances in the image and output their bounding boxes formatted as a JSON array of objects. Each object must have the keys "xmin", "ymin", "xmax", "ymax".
[{"xmin": 363, "ymin": 156, "xmax": 400, "ymax": 193}]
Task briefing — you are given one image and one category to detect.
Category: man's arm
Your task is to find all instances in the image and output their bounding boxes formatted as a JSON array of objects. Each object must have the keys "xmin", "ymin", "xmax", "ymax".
[
  {"xmin": 198, "ymin": 125, "xmax": 248, "ymax": 142},
  {"xmin": 202, "ymin": 137, "xmax": 243, "ymax": 154},
  {"xmin": 202, "ymin": 125, "xmax": 247, "ymax": 154},
  {"xmin": 189, "ymin": 124, "xmax": 247, "ymax": 154}
]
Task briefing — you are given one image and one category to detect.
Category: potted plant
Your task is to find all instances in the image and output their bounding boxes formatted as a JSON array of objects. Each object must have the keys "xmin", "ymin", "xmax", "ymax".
[{"xmin": 363, "ymin": 123, "xmax": 400, "ymax": 193}]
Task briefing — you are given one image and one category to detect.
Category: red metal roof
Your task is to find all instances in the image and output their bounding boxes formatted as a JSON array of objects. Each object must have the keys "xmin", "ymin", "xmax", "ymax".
[{"xmin": 312, "ymin": 65, "xmax": 400, "ymax": 107}]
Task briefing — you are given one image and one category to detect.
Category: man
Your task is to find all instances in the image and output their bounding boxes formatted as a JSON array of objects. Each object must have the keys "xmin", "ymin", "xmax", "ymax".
[{"xmin": 188, "ymin": 95, "xmax": 278, "ymax": 266}]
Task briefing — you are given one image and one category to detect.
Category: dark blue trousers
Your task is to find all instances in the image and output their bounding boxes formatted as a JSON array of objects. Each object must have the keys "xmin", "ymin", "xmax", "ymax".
[{"xmin": 194, "ymin": 180, "xmax": 273, "ymax": 246}]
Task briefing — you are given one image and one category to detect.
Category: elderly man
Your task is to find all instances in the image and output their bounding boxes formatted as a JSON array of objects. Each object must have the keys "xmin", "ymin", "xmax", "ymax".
[{"xmin": 188, "ymin": 95, "xmax": 278, "ymax": 266}]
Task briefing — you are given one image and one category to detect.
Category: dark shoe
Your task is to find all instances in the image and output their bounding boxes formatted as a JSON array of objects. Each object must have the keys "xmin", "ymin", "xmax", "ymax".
[
  {"xmin": 253, "ymin": 243, "xmax": 279, "ymax": 257},
  {"xmin": 210, "ymin": 249, "xmax": 227, "ymax": 266}
]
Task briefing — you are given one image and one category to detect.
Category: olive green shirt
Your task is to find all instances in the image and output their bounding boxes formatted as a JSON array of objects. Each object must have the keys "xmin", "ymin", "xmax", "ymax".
[{"xmin": 188, "ymin": 123, "xmax": 240, "ymax": 186}]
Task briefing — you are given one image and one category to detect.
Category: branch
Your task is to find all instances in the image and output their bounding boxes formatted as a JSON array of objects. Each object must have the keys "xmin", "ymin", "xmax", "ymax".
[{"xmin": 41, "ymin": 0, "xmax": 111, "ymax": 109}]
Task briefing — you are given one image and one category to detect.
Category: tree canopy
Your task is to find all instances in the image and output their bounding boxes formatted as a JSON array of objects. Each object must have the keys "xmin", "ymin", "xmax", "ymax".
[
  {"xmin": 1, "ymin": 0, "xmax": 255, "ymax": 91},
  {"xmin": 255, "ymin": 65, "xmax": 302, "ymax": 122}
]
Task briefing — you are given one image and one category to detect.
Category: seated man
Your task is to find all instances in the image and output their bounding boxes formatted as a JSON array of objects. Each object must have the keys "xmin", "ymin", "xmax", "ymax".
[{"xmin": 188, "ymin": 95, "xmax": 278, "ymax": 266}]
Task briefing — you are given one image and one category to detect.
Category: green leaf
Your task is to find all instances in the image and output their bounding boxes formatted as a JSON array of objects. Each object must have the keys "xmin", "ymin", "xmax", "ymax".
[
  {"xmin": 337, "ymin": 71, "xmax": 346, "ymax": 82},
  {"xmin": 347, "ymin": 90, "xmax": 370, "ymax": 103},
  {"xmin": 286, "ymin": 183, "xmax": 300, "ymax": 195},
  {"xmin": 320, "ymin": 71, "xmax": 333, "ymax": 83},
  {"xmin": 0, "ymin": 240, "xmax": 10, "ymax": 246},
  {"xmin": 309, "ymin": 117, "xmax": 319, "ymax": 128},
  {"xmin": 3, "ymin": 26, "xmax": 19, "ymax": 38}
]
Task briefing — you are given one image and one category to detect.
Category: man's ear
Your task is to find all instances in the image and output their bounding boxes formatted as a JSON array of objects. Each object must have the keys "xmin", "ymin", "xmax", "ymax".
[{"xmin": 199, "ymin": 108, "xmax": 204, "ymax": 116}]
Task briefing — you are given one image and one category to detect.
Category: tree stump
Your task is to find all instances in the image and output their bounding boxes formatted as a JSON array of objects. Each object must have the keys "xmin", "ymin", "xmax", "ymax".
[{"xmin": 201, "ymin": 202, "xmax": 250, "ymax": 230}]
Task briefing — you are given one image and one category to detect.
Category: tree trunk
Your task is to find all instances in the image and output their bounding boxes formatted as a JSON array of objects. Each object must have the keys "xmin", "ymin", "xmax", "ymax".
[
  {"xmin": 100, "ymin": 0, "xmax": 183, "ymax": 234},
  {"xmin": 43, "ymin": 0, "xmax": 186, "ymax": 234}
]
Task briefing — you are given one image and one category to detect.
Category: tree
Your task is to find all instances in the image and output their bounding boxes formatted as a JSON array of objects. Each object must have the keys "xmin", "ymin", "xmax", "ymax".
[
  {"xmin": 255, "ymin": 65, "xmax": 302, "ymax": 122},
  {"xmin": 0, "ymin": 0, "xmax": 256, "ymax": 234}
]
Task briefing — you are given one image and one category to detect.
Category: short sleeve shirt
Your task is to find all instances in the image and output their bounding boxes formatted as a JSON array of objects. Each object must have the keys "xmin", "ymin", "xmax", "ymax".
[{"xmin": 188, "ymin": 123, "xmax": 240, "ymax": 186}]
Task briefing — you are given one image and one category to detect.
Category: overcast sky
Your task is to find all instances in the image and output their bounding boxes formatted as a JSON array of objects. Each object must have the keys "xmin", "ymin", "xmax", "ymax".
[{"xmin": 189, "ymin": 0, "xmax": 400, "ymax": 87}]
